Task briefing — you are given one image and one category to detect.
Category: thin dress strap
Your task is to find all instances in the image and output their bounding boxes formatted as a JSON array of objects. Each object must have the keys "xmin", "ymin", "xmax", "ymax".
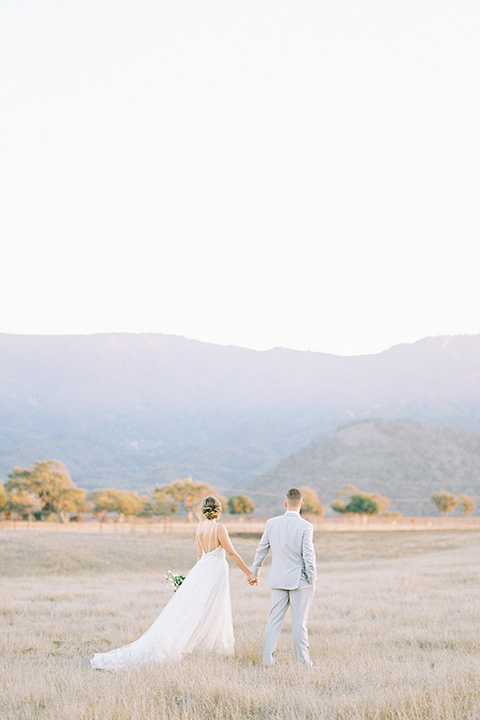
[
  {"xmin": 196, "ymin": 529, "xmax": 205, "ymax": 554},
  {"xmin": 208, "ymin": 521, "xmax": 217, "ymax": 552}
]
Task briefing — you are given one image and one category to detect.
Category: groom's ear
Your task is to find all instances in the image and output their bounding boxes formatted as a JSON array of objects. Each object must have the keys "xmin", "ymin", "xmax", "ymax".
[{"xmin": 284, "ymin": 501, "xmax": 288, "ymax": 508}]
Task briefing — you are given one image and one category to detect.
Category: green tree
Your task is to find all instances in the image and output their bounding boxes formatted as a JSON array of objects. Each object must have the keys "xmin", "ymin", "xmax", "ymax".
[
  {"xmin": 138, "ymin": 499, "xmax": 155, "ymax": 518},
  {"xmin": 331, "ymin": 484, "xmax": 358, "ymax": 515},
  {"xmin": 6, "ymin": 461, "xmax": 85, "ymax": 523},
  {"xmin": 300, "ymin": 486, "xmax": 324, "ymax": 517},
  {"xmin": 346, "ymin": 493, "xmax": 379, "ymax": 515},
  {"xmin": 331, "ymin": 486, "xmax": 389, "ymax": 517},
  {"xmin": 227, "ymin": 495, "xmax": 255, "ymax": 516},
  {"xmin": 431, "ymin": 491, "xmax": 459, "ymax": 516},
  {"xmin": 153, "ymin": 477, "xmax": 216, "ymax": 521},
  {"xmin": 459, "ymin": 494, "xmax": 476, "ymax": 515}
]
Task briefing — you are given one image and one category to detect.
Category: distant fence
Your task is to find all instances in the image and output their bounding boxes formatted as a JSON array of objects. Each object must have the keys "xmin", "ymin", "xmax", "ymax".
[
  {"xmin": 311, "ymin": 515, "xmax": 480, "ymax": 531},
  {"xmin": 2, "ymin": 515, "xmax": 480, "ymax": 534}
]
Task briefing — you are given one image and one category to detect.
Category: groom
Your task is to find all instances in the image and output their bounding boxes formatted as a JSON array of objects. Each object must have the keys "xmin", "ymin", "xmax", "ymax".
[{"xmin": 251, "ymin": 487, "xmax": 317, "ymax": 666}]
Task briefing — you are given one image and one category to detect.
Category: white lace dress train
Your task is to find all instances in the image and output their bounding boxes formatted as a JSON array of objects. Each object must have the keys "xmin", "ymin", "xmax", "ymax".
[{"xmin": 90, "ymin": 544, "xmax": 234, "ymax": 671}]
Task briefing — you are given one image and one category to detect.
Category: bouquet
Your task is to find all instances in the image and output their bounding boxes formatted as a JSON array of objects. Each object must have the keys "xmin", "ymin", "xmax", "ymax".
[{"xmin": 165, "ymin": 570, "xmax": 185, "ymax": 592}]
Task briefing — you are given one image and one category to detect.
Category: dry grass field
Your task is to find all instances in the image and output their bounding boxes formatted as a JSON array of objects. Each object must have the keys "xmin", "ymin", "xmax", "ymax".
[{"xmin": 2, "ymin": 525, "xmax": 480, "ymax": 719}]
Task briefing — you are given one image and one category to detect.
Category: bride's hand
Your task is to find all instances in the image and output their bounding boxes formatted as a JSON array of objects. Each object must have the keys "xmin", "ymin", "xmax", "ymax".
[{"xmin": 246, "ymin": 572, "xmax": 258, "ymax": 586}]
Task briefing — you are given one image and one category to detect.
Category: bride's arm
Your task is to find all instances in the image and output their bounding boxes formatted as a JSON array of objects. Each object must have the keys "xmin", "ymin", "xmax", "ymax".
[{"xmin": 217, "ymin": 524, "xmax": 256, "ymax": 583}]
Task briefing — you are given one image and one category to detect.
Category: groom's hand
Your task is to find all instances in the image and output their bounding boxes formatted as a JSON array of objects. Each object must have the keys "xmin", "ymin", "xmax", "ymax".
[{"xmin": 247, "ymin": 572, "xmax": 258, "ymax": 586}]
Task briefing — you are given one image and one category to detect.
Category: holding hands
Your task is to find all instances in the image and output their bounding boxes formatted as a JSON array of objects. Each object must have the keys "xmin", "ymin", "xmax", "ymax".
[{"xmin": 247, "ymin": 572, "xmax": 258, "ymax": 586}]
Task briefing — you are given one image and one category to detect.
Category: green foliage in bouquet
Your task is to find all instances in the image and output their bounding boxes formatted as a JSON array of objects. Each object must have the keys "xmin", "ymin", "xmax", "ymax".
[{"xmin": 165, "ymin": 570, "xmax": 185, "ymax": 592}]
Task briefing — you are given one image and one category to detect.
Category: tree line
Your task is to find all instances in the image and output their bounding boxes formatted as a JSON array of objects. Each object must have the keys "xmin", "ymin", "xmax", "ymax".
[
  {"xmin": 0, "ymin": 460, "xmax": 476, "ymax": 522},
  {"xmin": 0, "ymin": 461, "xmax": 259, "ymax": 523},
  {"xmin": 331, "ymin": 486, "xmax": 476, "ymax": 517}
]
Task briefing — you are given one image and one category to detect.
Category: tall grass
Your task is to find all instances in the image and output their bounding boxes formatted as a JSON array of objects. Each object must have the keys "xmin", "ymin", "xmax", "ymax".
[{"xmin": 2, "ymin": 528, "xmax": 480, "ymax": 719}]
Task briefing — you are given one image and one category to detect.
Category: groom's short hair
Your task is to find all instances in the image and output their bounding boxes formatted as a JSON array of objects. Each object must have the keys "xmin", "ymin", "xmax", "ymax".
[{"xmin": 286, "ymin": 488, "xmax": 303, "ymax": 506}]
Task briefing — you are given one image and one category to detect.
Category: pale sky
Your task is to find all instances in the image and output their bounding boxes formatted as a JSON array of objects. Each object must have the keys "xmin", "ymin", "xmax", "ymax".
[{"xmin": 1, "ymin": 0, "xmax": 479, "ymax": 356}]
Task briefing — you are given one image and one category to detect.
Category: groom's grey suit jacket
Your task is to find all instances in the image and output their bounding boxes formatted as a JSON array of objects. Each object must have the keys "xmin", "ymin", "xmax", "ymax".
[{"xmin": 251, "ymin": 510, "xmax": 317, "ymax": 590}]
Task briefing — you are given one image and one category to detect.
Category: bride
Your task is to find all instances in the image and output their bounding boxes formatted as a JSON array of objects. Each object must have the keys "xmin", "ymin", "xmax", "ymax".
[{"xmin": 91, "ymin": 496, "xmax": 256, "ymax": 670}]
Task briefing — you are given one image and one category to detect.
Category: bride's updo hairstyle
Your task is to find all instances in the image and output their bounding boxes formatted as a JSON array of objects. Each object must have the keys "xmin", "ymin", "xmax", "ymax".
[{"xmin": 201, "ymin": 496, "xmax": 222, "ymax": 520}]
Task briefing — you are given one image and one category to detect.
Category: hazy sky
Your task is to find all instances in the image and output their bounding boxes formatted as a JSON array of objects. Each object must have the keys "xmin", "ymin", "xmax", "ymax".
[{"xmin": 2, "ymin": 0, "xmax": 479, "ymax": 356}]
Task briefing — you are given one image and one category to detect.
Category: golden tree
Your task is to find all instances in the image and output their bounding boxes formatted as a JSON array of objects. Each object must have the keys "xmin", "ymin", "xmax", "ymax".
[
  {"xmin": 430, "ymin": 491, "xmax": 459, "ymax": 516},
  {"xmin": 0, "ymin": 482, "xmax": 7, "ymax": 515},
  {"xmin": 86, "ymin": 489, "xmax": 143, "ymax": 518},
  {"xmin": 153, "ymin": 477, "xmax": 216, "ymax": 521},
  {"xmin": 300, "ymin": 486, "xmax": 324, "ymax": 517},
  {"xmin": 458, "ymin": 494, "xmax": 476, "ymax": 515},
  {"xmin": 7, "ymin": 461, "xmax": 85, "ymax": 523}
]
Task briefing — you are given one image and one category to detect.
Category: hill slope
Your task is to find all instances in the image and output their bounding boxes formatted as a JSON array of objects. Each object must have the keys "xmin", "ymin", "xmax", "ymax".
[{"xmin": 249, "ymin": 419, "xmax": 480, "ymax": 515}]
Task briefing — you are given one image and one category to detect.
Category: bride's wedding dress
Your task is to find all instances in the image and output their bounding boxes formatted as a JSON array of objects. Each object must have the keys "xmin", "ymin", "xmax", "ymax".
[{"xmin": 91, "ymin": 524, "xmax": 234, "ymax": 670}]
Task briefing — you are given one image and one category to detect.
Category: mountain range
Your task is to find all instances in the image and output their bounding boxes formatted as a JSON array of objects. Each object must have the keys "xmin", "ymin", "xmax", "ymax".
[{"xmin": 1, "ymin": 332, "xmax": 480, "ymax": 510}]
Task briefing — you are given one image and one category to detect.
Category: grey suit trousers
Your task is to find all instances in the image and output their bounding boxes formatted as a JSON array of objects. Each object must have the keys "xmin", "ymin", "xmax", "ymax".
[{"xmin": 263, "ymin": 583, "xmax": 315, "ymax": 665}]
